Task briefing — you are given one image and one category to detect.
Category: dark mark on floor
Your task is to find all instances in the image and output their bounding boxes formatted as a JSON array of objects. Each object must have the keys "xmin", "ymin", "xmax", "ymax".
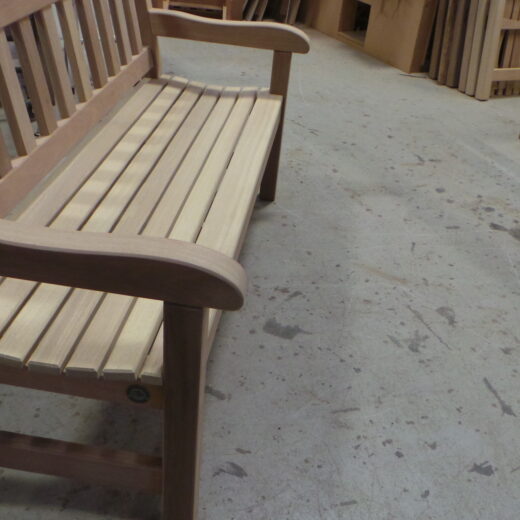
[
  {"xmin": 263, "ymin": 318, "xmax": 310, "ymax": 340},
  {"xmin": 331, "ymin": 407, "xmax": 360, "ymax": 414},
  {"xmin": 483, "ymin": 378, "xmax": 516, "ymax": 416},
  {"xmin": 511, "ymin": 466, "xmax": 520, "ymax": 473},
  {"xmin": 490, "ymin": 223, "xmax": 520, "ymax": 241},
  {"xmin": 426, "ymin": 442, "xmax": 437, "ymax": 450},
  {"xmin": 236, "ymin": 448, "xmax": 252, "ymax": 455},
  {"xmin": 286, "ymin": 291, "xmax": 303, "ymax": 301},
  {"xmin": 388, "ymin": 335, "xmax": 403, "ymax": 348},
  {"xmin": 436, "ymin": 306, "xmax": 456, "ymax": 326},
  {"xmin": 339, "ymin": 500, "xmax": 358, "ymax": 507},
  {"xmin": 501, "ymin": 347, "xmax": 514, "ymax": 355},
  {"xmin": 395, "ymin": 451, "xmax": 404, "ymax": 458},
  {"xmin": 469, "ymin": 462, "xmax": 495, "ymax": 477},
  {"xmin": 205, "ymin": 386, "xmax": 227, "ymax": 401},
  {"xmin": 382, "ymin": 439, "xmax": 393, "ymax": 446},
  {"xmin": 407, "ymin": 330, "xmax": 429, "ymax": 353},
  {"xmin": 421, "ymin": 490, "xmax": 430, "ymax": 499},
  {"xmin": 490, "ymin": 223, "xmax": 508, "ymax": 232},
  {"xmin": 213, "ymin": 462, "xmax": 248, "ymax": 479},
  {"xmin": 411, "ymin": 242, "xmax": 416, "ymax": 253},
  {"xmin": 407, "ymin": 306, "xmax": 451, "ymax": 350}
]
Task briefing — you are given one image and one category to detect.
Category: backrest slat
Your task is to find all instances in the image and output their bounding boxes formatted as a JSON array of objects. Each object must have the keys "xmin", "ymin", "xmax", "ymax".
[
  {"xmin": 76, "ymin": 0, "xmax": 109, "ymax": 88},
  {"xmin": 93, "ymin": 0, "xmax": 120, "ymax": 76},
  {"xmin": 0, "ymin": 29, "xmax": 37, "ymax": 156},
  {"xmin": 10, "ymin": 17, "xmax": 57, "ymax": 136},
  {"xmin": 56, "ymin": 0, "xmax": 93, "ymax": 103},
  {"xmin": 34, "ymin": 7, "xmax": 76, "ymax": 119},
  {"xmin": 0, "ymin": 131, "xmax": 12, "ymax": 178},
  {"xmin": 124, "ymin": 1, "xmax": 144, "ymax": 55},
  {"xmin": 109, "ymin": 0, "xmax": 132, "ymax": 65}
]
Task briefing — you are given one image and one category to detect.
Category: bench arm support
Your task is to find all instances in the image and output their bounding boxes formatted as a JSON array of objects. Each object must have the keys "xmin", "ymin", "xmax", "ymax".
[
  {"xmin": 0, "ymin": 220, "xmax": 246, "ymax": 311},
  {"xmin": 148, "ymin": 8, "xmax": 310, "ymax": 53}
]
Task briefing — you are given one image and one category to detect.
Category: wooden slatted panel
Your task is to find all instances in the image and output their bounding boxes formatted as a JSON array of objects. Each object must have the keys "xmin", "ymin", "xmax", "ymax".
[
  {"xmin": 124, "ymin": 0, "xmax": 144, "ymax": 55},
  {"xmin": 56, "ymin": 0, "xmax": 93, "ymax": 102},
  {"xmin": 65, "ymin": 85, "xmax": 221, "ymax": 377},
  {"xmin": 507, "ymin": 1, "xmax": 520, "ymax": 94},
  {"xmin": 34, "ymin": 6, "xmax": 76, "ymax": 118},
  {"xmin": 0, "ymin": 83, "xmax": 182, "ymax": 367},
  {"xmin": 28, "ymin": 80, "xmax": 201, "ymax": 373},
  {"xmin": 497, "ymin": 0, "xmax": 514, "ymax": 96},
  {"xmin": 76, "ymin": 0, "xmax": 109, "ymax": 88},
  {"xmin": 140, "ymin": 91, "xmax": 281, "ymax": 385},
  {"xmin": 466, "ymin": 0, "xmax": 489, "ymax": 95},
  {"xmin": 0, "ymin": 130, "xmax": 12, "ymax": 177},
  {"xmin": 109, "ymin": 0, "xmax": 132, "ymax": 65},
  {"xmin": 132, "ymin": 89, "xmax": 257, "ymax": 384},
  {"xmin": 103, "ymin": 88, "xmax": 250, "ymax": 380},
  {"xmin": 0, "ymin": 29, "xmax": 36, "ymax": 156},
  {"xmin": 459, "ymin": 0, "xmax": 479, "ymax": 92},
  {"xmin": 93, "ymin": 0, "xmax": 121, "ymax": 76},
  {"xmin": 10, "ymin": 17, "xmax": 57, "ymax": 136}
]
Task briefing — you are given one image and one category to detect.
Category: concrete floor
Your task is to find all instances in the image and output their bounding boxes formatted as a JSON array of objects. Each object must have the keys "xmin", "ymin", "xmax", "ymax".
[{"xmin": 2, "ymin": 28, "xmax": 520, "ymax": 519}]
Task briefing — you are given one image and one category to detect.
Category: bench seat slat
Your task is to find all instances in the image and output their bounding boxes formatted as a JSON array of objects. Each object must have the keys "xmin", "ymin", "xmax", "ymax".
[
  {"xmin": 105, "ymin": 89, "xmax": 256, "ymax": 381},
  {"xmin": 0, "ymin": 79, "xmax": 282, "ymax": 386},
  {"xmin": 65, "ymin": 85, "xmax": 223, "ymax": 377},
  {"xmin": 138, "ymin": 91, "xmax": 281, "ymax": 384},
  {"xmin": 27, "ymin": 81, "xmax": 207, "ymax": 373},
  {"xmin": 103, "ymin": 87, "xmax": 248, "ymax": 380},
  {"xmin": 30, "ymin": 82, "xmax": 209, "ymax": 375},
  {"xmin": 0, "ymin": 79, "xmax": 188, "ymax": 367}
]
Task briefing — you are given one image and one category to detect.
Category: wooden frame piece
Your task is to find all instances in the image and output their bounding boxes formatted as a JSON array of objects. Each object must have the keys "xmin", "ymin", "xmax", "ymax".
[{"xmin": 0, "ymin": 430, "xmax": 162, "ymax": 494}]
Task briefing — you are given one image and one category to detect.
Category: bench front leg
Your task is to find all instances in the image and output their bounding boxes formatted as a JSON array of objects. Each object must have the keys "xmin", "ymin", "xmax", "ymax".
[
  {"xmin": 162, "ymin": 303, "xmax": 208, "ymax": 520},
  {"xmin": 260, "ymin": 50, "xmax": 292, "ymax": 202}
]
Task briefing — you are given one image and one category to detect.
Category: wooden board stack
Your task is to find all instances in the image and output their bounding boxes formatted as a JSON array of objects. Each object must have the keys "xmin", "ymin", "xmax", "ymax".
[
  {"xmin": 429, "ymin": 0, "xmax": 520, "ymax": 100},
  {"xmin": 242, "ymin": 0, "xmax": 302, "ymax": 23}
]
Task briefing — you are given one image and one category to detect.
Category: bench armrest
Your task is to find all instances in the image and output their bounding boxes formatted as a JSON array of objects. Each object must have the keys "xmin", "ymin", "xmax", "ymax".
[
  {"xmin": 0, "ymin": 220, "xmax": 246, "ymax": 311},
  {"xmin": 148, "ymin": 8, "xmax": 310, "ymax": 54}
]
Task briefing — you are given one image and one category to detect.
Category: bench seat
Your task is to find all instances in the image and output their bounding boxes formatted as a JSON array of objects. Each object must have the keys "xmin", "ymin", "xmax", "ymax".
[{"xmin": 0, "ymin": 75, "xmax": 281, "ymax": 385}]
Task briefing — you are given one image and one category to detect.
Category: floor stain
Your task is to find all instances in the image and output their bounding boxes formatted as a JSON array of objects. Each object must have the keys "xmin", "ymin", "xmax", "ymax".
[
  {"xmin": 331, "ymin": 407, "xmax": 360, "ymax": 414},
  {"xmin": 339, "ymin": 500, "xmax": 358, "ymax": 507},
  {"xmin": 205, "ymin": 386, "xmax": 227, "ymax": 401},
  {"xmin": 213, "ymin": 462, "xmax": 248, "ymax": 479},
  {"xmin": 483, "ymin": 377, "xmax": 516, "ymax": 416},
  {"xmin": 407, "ymin": 330, "xmax": 429, "ymax": 353},
  {"xmin": 263, "ymin": 318, "xmax": 310, "ymax": 340},
  {"xmin": 407, "ymin": 306, "xmax": 451, "ymax": 350},
  {"xmin": 469, "ymin": 462, "xmax": 495, "ymax": 477},
  {"xmin": 436, "ymin": 306, "xmax": 456, "ymax": 326},
  {"xmin": 356, "ymin": 263, "xmax": 408, "ymax": 285},
  {"xmin": 388, "ymin": 335, "xmax": 404, "ymax": 348}
]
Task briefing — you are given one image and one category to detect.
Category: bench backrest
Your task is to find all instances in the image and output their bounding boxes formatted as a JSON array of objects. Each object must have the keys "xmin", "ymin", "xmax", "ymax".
[{"xmin": 0, "ymin": 0, "xmax": 155, "ymax": 217}]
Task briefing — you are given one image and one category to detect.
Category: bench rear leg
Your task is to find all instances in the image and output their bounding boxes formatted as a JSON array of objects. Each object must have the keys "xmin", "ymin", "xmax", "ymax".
[
  {"xmin": 162, "ymin": 303, "xmax": 208, "ymax": 520},
  {"xmin": 260, "ymin": 51, "xmax": 292, "ymax": 202}
]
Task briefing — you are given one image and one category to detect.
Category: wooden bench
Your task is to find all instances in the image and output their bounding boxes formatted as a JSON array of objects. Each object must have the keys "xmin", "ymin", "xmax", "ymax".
[{"xmin": 0, "ymin": 1, "xmax": 309, "ymax": 518}]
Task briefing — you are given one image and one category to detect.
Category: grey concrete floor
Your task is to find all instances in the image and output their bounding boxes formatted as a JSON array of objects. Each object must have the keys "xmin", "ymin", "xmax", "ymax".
[{"xmin": 2, "ymin": 28, "xmax": 520, "ymax": 519}]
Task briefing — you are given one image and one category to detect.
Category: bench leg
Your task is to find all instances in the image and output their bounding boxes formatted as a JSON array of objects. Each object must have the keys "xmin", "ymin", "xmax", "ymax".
[
  {"xmin": 260, "ymin": 51, "xmax": 292, "ymax": 202},
  {"xmin": 162, "ymin": 303, "xmax": 208, "ymax": 520}
]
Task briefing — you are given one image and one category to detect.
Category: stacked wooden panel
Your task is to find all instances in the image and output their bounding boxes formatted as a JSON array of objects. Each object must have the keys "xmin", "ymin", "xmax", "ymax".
[
  {"xmin": 429, "ymin": 0, "xmax": 520, "ymax": 99},
  {"xmin": 242, "ymin": 0, "xmax": 301, "ymax": 22}
]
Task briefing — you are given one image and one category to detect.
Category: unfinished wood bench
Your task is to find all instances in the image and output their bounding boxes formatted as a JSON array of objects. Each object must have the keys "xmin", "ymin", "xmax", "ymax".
[{"xmin": 0, "ymin": 1, "xmax": 309, "ymax": 518}]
